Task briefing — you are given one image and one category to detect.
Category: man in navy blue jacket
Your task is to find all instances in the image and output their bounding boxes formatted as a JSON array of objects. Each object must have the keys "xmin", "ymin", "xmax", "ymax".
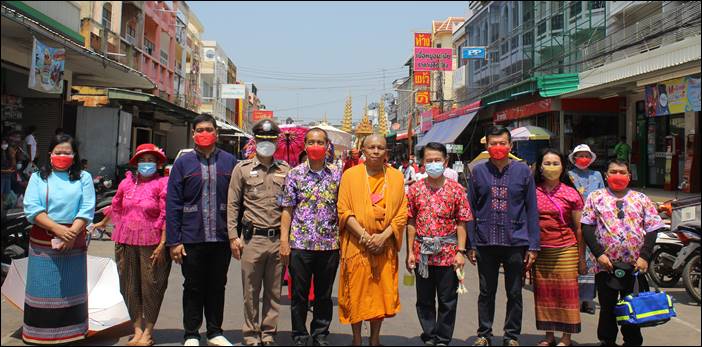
[
  {"xmin": 167, "ymin": 113, "xmax": 238, "ymax": 347},
  {"xmin": 466, "ymin": 126, "xmax": 540, "ymax": 347}
]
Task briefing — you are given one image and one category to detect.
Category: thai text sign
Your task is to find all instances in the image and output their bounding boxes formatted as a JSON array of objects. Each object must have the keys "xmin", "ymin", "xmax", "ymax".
[
  {"xmin": 221, "ymin": 84, "xmax": 245, "ymax": 99},
  {"xmin": 29, "ymin": 38, "xmax": 65, "ymax": 94},
  {"xmin": 415, "ymin": 90, "xmax": 430, "ymax": 105},
  {"xmin": 494, "ymin": 98, "xmax": 553, "ymax": 123},
  {"xmin": 252, "ymin": 110, "xmax": 273, "ymax": 121},
  {"xmin": 414, "ymin": 33, "xmax": 432, "ymax": 47},
  {"xmin": 414, "ymin": 71, "xmax": 431, "ymax": 87},
  {"xmin": 645, "ymin": 76, "xmax": 701, "ymax": 117},
  {"xmin": 414, "ymin": 47, "xmax": 453, "ymax": 71}
]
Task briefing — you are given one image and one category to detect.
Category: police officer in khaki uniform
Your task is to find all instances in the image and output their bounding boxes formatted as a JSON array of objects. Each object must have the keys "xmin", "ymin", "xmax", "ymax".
[{"xmin": 228, "ymin": 119, "xmax": 291, "ymax": 346}]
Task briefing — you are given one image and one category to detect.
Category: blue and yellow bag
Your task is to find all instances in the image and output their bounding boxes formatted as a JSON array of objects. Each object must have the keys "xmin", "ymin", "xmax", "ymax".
[{"xmin": 614, "ymin": 273, "xmax": 676, "ymax": 327}]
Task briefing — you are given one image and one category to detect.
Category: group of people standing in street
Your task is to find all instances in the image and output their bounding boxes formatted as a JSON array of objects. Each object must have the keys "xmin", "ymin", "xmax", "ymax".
[{"xmin": 18, "ymin": 114, "xmax": 665, "ymax": 347}]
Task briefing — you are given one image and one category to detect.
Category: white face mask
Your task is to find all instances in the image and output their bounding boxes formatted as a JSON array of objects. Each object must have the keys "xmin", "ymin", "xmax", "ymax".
[
  {"xmin": 256, "ymin": 141, "xmax": 277, "ymax": 158},
  {"xmin": 1, "ymin": 144, "xmax": 7, "ymax": 150}
]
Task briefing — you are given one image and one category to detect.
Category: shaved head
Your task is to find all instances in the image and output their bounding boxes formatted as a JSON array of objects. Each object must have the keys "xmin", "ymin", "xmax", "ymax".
[{"xmin": 362, "ymin": 134, "xmax": 387, "ymax": 148}]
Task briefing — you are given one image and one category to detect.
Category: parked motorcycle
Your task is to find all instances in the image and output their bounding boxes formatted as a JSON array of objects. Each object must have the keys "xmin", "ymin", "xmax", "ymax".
[
  {"xmin": 1, "ymin": 208, "xmax": 30, "ymax": 285},
  {"xmin": 672, "ymin": 221, "xmax": 701, "ymax": 304},
  {"xmin": 93, "ymin": 166, "xmax": 117, "ymax": 200},
  {"xmin": 649, "ymin": 225, "xmax": 684, "ymax": 287}
]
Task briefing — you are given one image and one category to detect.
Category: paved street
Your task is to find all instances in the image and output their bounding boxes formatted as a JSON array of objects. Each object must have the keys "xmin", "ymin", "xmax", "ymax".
[{"xmin": 2, "ymin": 238, "xmax": 700, "ymax": 346}]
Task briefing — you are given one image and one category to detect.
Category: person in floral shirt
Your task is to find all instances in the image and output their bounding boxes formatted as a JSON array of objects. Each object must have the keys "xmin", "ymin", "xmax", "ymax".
[
  {"xmin": 581, "ymin": 159, "xmax": 664, "ymax": 347},
  {"xmin": 406, "ymin": 142, "xmax": 472, "ymax": 346},
  {"xmin": 280, "ymin": 127, "xmax": 342, "ymax": 346}
]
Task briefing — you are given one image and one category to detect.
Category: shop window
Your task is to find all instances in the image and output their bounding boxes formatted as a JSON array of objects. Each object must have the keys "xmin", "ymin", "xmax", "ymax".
[
  {"xmin": 511, "ymin": 35, "xmax": 519, "ymax": 51},
  {"xmin": 102, "ymin": 3, "xmax": 112, "ymax": 30},
  {"xmin": 551, "ymin": 15, "xmax": 563, "ymax": 31},
  {"xmin": 589, "ymin": 1, "xmax": 605, "ymax": 10},
  {"xmin": 144, "ymin": 38, "xmax": 155, "ymax": 56},
  {"xmin": 570, "ymin": 2, "xmax": 582, "ymax": 19},
  {"xmin": 523, "ymin": 31, "xmax": 534, "ymax": 46},
  {"xmin": 537, "ymin": 20, "xmax": 547, "ymax": 36}
]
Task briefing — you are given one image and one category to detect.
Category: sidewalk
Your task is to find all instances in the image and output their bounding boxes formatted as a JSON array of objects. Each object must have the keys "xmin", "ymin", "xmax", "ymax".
[{"xmin": 635, "ymin": 187, "xmax": 700, "ymax": 203}]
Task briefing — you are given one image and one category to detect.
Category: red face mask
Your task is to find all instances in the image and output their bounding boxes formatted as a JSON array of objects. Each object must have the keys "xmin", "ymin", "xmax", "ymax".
[
  {"xmin": 306, "ymin": 145, "xmax": 326, "ymax": 161},
  {"xmin": 575, "ymin": 157, "xmax": 592, "ymax": 169},
  {"xmin": 607, "ymin": 174, "xmax": 630, "ymax": 191},
  {"xmin": 51, "ymin": 154, "xmax": 74, "ymax": 171},
  {"xmin": 488, "ymin": 145, "xmax": 510, "ymax": 160},
  {"xmin": 194, "ymin": 131, "xmax": 216, "ymax": 148}
]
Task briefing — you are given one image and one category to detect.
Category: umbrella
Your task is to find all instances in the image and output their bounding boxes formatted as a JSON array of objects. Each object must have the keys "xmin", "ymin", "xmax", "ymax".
[
  {"xmin": 468, "ymin": 151, "xmax": 522, "ymax": 172},
  {"xmin": 510, "ymin": 126, "xmax": 555, "ymax": 141},
  {"xmin": 479, "ymin": 126, "xmax": 555, "ymax": 143},
  {"xmin": 243, "ymin": 125, "xmax": 309, "ymax": 167},
  {"xmin": 1, "ymin": 255, "xmax": 130, "ymax": 334},
  {"xmin": 315, "ymin": 124, "xmax": 353, "ymax": 150},
  {"xmin": 275, "ymin": 125, "xmax": 308, "ymax": 167}
]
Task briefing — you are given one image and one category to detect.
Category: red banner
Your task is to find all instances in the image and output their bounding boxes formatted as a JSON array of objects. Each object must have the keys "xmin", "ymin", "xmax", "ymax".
[
  {"xmin": 434, "ymin": 100, "xmax": 481, "ymax": 122},
  {"xmin": 420, "ymin": 107, "xmax": 440, "ymax": 133},
  {"xmin": 416, "ymin": 90, "xmax": 430, "ymax": 105},
  {"xmin": 252, "ymin": 110, "xmax": 273, "ymax": 121},
  {"xmin": 414, "ymin": 33, "xmax": 432, "ymax": 47},
  {"xmin": 494, "ymin": 98, "xmax": 553, "ymax": 123},
  {"xmin": 414, "ymin": 71, "xmax": 431, "ymax": 87}
]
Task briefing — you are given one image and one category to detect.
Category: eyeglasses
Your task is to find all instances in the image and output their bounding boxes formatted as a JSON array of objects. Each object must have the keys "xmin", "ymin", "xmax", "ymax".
[{"xmin": 616, "ymin": 200, "xmax": 625, "ymax": 220}]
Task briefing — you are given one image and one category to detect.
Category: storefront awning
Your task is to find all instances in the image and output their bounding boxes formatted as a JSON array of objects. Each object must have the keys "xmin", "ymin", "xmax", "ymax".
[
  {"xmin": 481, "ymin": 78, "xmax": 537, "ymax": 106},
  {"xmin": 536, "ymin": 73, "xmax": 579, "ymax": 97},
  {"xmin": 216, "ymin": 119, "xmax": 250, "ymax": 136},
  {"xmin": 1, "ymin": 4, "xmax": 155, "ymax": 90},
  {"xmin": 416, "ymin": 111, "xmax": 477, "ymax": 147},
  {"xmin": 105, "ymin": 88, "xmax": 198, "ymax": 123}
]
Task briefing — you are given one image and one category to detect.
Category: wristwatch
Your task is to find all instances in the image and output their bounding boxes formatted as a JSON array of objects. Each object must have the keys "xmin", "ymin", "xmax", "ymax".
[{"xmin": 458, "ymin": 249, "xmax": 468, "ymax": 256}]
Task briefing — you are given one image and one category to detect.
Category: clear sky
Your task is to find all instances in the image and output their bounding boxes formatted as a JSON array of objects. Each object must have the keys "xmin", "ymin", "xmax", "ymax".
[{"xmin": 188, "ymin": 1, "xmax": 467, "ymax": 124}]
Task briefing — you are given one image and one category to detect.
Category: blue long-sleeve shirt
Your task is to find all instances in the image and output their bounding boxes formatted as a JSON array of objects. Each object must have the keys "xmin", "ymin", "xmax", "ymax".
[
  {"xmin": 166, "ymin": 148, "xmax": 237, "ymax": 246},
  {"xmin": 23, "ymin": 171, "xmax": 95, "ymax": 225},
  {"xmin": 467, "ymin": 160, "xmax": 540, "ymax": 251}
]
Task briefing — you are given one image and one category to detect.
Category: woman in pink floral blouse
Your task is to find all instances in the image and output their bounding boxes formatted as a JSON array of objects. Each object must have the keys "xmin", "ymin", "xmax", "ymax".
[{"xmin": 104, "ymin": 143, "xmax": 171, "ymax": 346}]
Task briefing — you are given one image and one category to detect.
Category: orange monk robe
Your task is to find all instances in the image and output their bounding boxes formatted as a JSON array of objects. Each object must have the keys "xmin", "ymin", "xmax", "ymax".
[{"xmin": 337, "ymin": 163, "xmax": 408, "ymax": 325}]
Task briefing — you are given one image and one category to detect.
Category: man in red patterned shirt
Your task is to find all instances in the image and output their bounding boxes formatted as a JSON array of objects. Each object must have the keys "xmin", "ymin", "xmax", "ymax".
[{"xmin": 406, "ymin": 142, "xmax": 473, "ymax": 346}]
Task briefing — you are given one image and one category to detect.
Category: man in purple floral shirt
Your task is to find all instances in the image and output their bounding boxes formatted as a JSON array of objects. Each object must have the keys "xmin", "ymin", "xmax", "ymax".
[{"xmin": 281, "ymin": 127, "xmax": 342, "ymax": 346}]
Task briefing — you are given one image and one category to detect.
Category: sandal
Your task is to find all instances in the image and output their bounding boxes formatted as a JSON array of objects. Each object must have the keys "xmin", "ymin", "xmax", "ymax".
[{"xmin": 537, "ymin": 340, "xmax": 557, "ymax": 347}]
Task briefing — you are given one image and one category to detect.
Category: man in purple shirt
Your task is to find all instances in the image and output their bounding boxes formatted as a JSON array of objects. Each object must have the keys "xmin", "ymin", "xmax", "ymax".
[
  {"xmin": 466, "ymin": 126, "xmax": 540, "ymax": 347},
  {"xmin": 280, "ymin": 128, "xmax": 342, "ymax": 346}
]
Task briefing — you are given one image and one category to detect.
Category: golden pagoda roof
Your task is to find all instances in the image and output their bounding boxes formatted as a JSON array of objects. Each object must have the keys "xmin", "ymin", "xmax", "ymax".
[{"xmin": 355, "ymin": 115, "xmax": 373, "ymax": 136}]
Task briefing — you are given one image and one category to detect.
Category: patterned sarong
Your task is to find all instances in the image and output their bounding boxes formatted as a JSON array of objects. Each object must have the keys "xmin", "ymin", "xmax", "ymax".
[
  {"xmin": 534, "ymin": 246, "xmax": 581, "ymax": 334},
  {"xmin": 22, "ymin": 225, "xmax": 88, "ymax": 345}
]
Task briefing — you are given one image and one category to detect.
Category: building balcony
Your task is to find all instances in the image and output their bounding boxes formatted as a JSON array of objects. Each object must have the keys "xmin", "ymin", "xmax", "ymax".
[{"xmin": 581, "ymin": 2, "xmax": 701, "ymax": 71}]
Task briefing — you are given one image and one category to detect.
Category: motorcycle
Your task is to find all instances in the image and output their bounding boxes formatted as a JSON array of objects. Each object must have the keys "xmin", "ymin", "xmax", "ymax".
[
  {"xmin": 1, "ymin": 208, "xmax": 30, "ymax": 285},
  {"xmin": 649, "ymin": 225, "xmax": 684, "ymax": 287},
  {"xmin": 672, "ymin": 221, "xmax": 701, "ymax": 303},
  {"xmin": 93, "ymin": 166, "xmax": 117, "ymax": 200}
]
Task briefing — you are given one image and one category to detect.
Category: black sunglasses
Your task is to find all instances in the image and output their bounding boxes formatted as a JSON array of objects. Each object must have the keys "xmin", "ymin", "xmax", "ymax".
[{"xmin": 616, "ymin": 200, "xmax": 625, "ymax": 220}]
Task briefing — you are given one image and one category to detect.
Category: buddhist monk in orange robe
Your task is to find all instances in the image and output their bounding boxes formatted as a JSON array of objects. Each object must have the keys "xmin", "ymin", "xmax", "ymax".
[{"xmin": 337, "ymin": 134, "xmax": 408, "ymax": 346}]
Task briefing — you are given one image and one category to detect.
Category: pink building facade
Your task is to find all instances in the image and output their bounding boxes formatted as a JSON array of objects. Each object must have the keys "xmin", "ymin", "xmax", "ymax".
[{"xmin": 142, "ymin": 1, "xmax": 176, "ymax": 100}]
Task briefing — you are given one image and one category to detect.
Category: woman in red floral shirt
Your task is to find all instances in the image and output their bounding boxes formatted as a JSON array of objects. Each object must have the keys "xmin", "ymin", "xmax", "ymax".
[{"xmin": 533, "ymin": 149, "xmax": 585, "ymax": 347}]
